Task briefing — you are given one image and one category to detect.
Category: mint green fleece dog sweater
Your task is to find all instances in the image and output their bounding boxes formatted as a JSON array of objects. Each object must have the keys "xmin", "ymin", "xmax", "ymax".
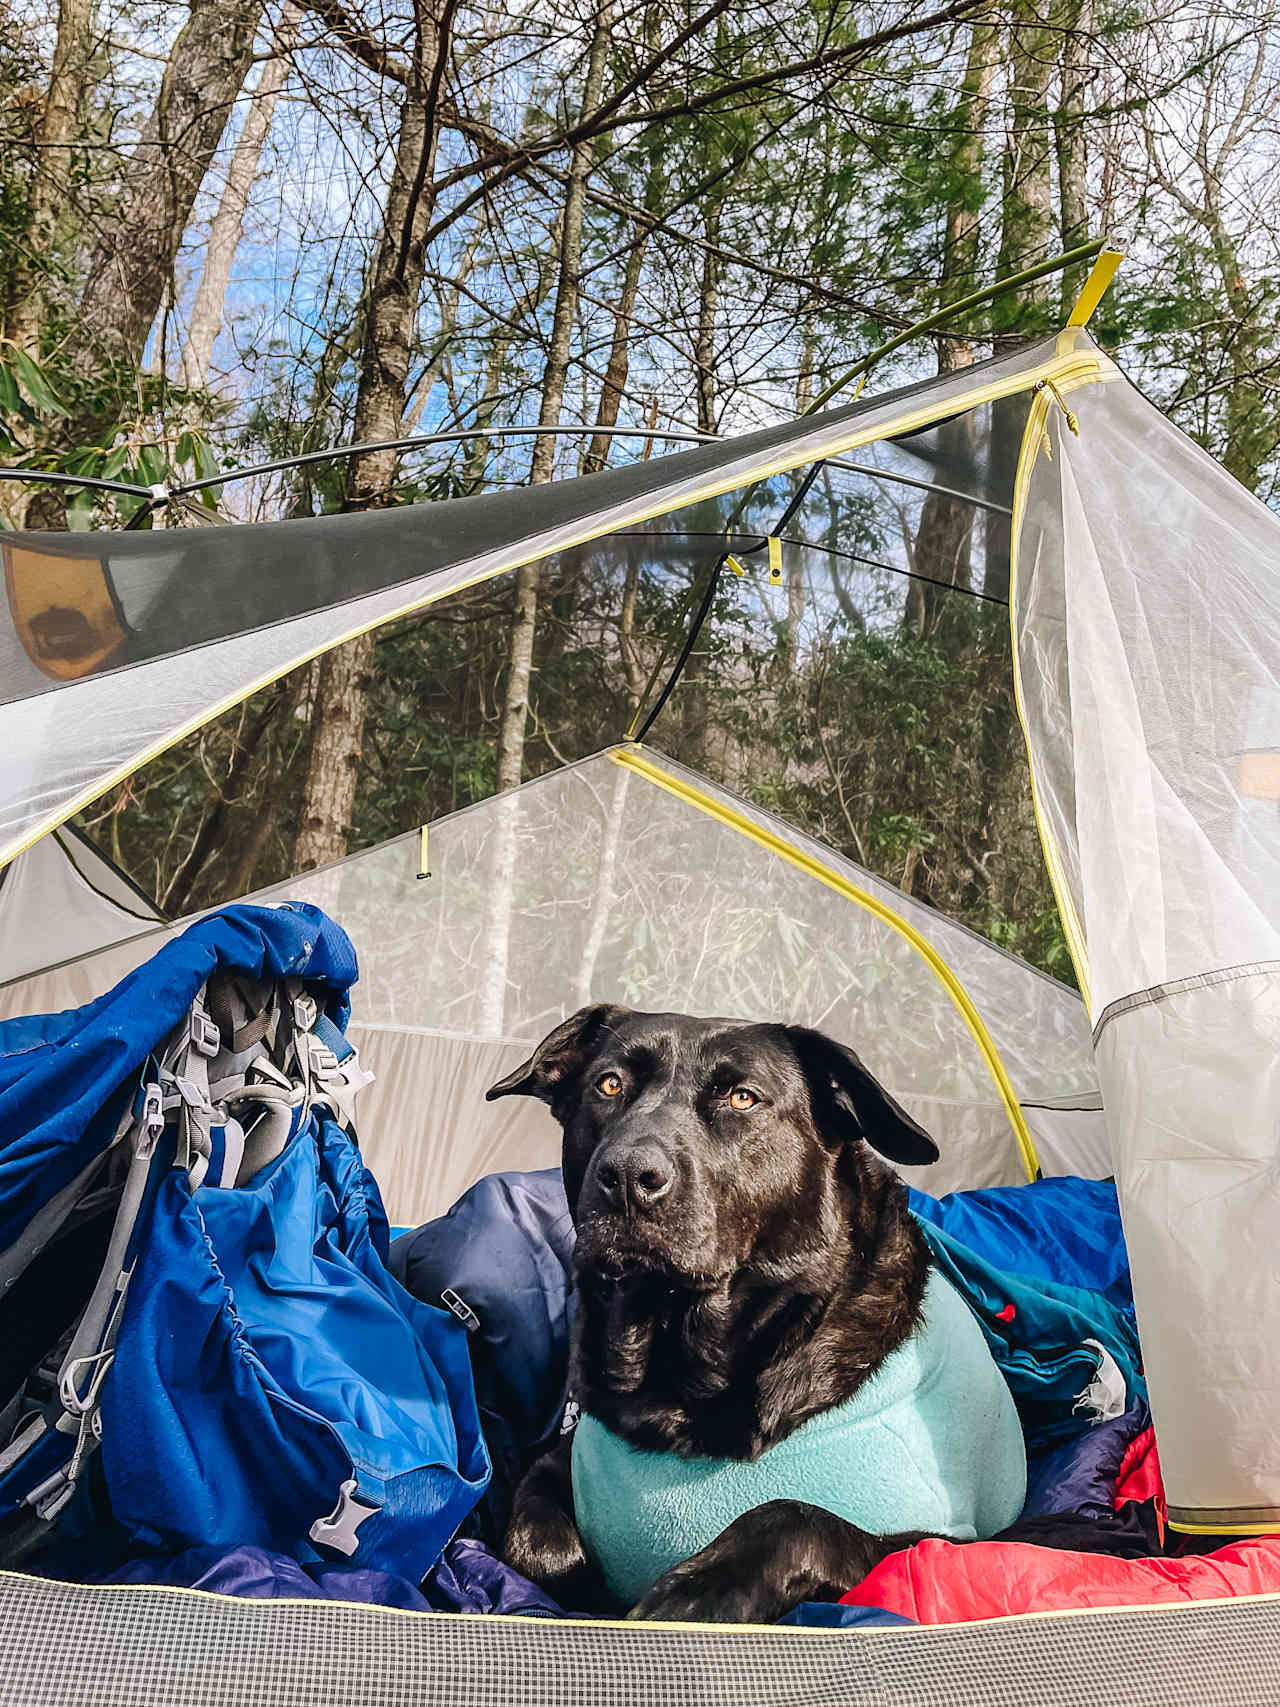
[{"xmin": 572, "ymin": 1269, "xmax": 1026, "ymax": 1610}]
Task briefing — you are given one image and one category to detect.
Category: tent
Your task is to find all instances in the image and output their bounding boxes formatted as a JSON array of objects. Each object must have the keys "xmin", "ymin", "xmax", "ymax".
[{"xmin": 1, "ymin": 283, "xmax": 1278, "ymax": 1700}]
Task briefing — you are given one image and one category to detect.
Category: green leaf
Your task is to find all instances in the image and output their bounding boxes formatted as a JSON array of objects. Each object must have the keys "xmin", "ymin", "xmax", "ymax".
[
  {"xmin": 0, "ymin": 364, "xmax": 20, "ymax": 415},
  {"xmin": 11, "ymin": 349, "xmax": 67, "ymax": 416},
  {"xmin": 136, "ymin": 444, "xmax": 168, "ymax": 487}
]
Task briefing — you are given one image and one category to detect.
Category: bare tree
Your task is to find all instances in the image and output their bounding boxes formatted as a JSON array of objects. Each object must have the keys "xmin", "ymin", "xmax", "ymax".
[
  {"xmin": 4, "ymin": 0, "xmax": 94, "ymax": 362},
  {"xmin": 294, "ymin": 0, "xmax": 459, "ymax": 872},
  {"xmin": 180, "ymin": 4, "xmax": 303, "ymax": 392},
  {"xmin": 72, "ymin": 0, "xmax": 267, "ymax": 420},
  {"xmin": 479, "ymin": 2, "xmax": 612, "ymax": 1033},
  {"xmin": 909, "ymin": 12, "xmax": 996, "ymax": 631}
]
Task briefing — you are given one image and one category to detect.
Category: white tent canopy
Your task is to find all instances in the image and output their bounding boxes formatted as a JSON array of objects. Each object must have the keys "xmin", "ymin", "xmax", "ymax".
[{"xmin": 1, "ymin": 323, "xmax": 1276, "ymax": 1534}]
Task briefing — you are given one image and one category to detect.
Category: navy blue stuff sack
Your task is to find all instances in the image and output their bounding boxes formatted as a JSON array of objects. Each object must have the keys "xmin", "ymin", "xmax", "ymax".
[{"xmin": 0, "ymin": 905, "xmax": 489, "ymax": 1580}]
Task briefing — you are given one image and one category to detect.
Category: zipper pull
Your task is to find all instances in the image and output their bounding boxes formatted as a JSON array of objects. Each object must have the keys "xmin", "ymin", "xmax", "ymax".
[{"xmin": 1037, "ymin": 377, "xmax": 1080, "ymax": 437}]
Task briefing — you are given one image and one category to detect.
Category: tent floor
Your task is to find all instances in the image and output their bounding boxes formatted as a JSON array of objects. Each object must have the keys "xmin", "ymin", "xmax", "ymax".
[{"xmin": 2, "ymin": 1568, "xmax": 1276, "ymax": 1706}]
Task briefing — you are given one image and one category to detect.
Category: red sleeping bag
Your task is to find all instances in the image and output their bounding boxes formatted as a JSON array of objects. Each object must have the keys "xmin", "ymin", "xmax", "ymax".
[
  {"xmin": 840, "ymin": 1432, "xmax": 1280, "ymax": 1623},
  {"xmin": 840, "ymin": 1536, "xmax": 1280, "ymax": 1622}
]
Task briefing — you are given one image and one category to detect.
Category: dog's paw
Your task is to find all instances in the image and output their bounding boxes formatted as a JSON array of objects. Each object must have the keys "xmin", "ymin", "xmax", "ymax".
[
  {"xmin": 628, "ymin": 1554, "xmax": 780, "ymax": 1624},
  {"xmin": 627, "ymin": 1500, "xmax": 888, "ymax": 1625}
]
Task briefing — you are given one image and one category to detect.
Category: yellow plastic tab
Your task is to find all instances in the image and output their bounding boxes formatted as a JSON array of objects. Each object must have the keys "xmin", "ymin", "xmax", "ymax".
[
  {"xmin": 1066, "ymin": 245, "xmax": 1123, "ymax": 327},
  {"xmin": 724, "ymin": 554, "xmax": 745, "ymax": 577},
  {"xmin": 767, "ymin": 536, "xmax": 782, "ymax": 584},
  {"xmin": 417, "ymin": 824, "xmax": 430, "ymax": 879}
]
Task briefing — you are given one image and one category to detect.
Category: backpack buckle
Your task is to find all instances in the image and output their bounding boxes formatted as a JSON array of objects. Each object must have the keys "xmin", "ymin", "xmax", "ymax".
[{"xmin": 189, "ymin": 1005, "xmax": 221, "ymax": 1059}]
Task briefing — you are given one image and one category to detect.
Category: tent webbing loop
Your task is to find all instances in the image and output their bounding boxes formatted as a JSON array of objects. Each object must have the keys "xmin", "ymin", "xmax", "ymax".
[
  {"xmin": 612, "ymin": 746, "xmax": 1042, "ymax": 1182},
  {"xmin": 1067, "ymin": 246, "xmax": 1125, "ymax": 329}
]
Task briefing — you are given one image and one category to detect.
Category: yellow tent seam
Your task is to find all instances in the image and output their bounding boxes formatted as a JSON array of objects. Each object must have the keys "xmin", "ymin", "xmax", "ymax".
[
  {"xmin": 1006, "ymin": 370, "xmax": 1108, "ymax": 1014},
  {"xmin": 611, "ymin": 746, "xmax": 1041, "ymax": 1182}
]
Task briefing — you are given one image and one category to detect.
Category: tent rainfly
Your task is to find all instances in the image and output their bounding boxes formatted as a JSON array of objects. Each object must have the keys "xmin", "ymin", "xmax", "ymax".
[{"xmin": 0, "ymin": 300, "xmax": 1278, "ymax": 1694}]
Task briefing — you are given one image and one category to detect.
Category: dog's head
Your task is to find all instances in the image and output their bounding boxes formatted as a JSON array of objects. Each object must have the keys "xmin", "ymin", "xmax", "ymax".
[{"xmin": 486, "ymin": 1005, "xmax": 937, "ymax": 1286}]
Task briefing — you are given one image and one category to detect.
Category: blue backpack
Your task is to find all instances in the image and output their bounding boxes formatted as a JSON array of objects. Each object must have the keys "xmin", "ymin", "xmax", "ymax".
[{"xmin": 0, "ymin": 904, "xmax": 488, "ymax": 1577}]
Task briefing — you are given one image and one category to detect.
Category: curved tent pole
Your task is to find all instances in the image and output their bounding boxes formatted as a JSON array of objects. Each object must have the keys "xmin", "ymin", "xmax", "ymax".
[
  {"xmin": 628, "ymin": 241, "xmax": 1123, "ymax": 742},
  {"xmin": 167, "ymin": 426, "xmax": 719, "ymax": 498},
  {"xmin": 805, "ymin": 237, "xmax": 1115, "ymax": 415},
  {"xmin": 0, "ymin": 468, "xmax": 154, "ymax": 498},
  {"xmin": 0, "ymin": 428, "xmax": 719, "ymax": 509}
]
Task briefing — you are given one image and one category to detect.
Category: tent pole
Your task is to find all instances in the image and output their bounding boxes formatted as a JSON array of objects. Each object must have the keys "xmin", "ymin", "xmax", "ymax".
[{"xmin": 805, "ymin": 236, "xmax": 1109, "ymax": 415}]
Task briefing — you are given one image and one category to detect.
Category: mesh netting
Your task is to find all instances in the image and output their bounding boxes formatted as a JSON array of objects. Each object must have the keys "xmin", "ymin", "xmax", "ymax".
[{"xmin": 1, "ymin": 1570, "xmax": 1277, "ymax": 1707}]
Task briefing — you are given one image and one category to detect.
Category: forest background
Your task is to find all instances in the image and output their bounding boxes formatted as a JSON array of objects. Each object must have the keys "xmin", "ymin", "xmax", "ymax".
[{"xmin": 3, "ymin": 0, "xmax": 1277, "ymax": 982}]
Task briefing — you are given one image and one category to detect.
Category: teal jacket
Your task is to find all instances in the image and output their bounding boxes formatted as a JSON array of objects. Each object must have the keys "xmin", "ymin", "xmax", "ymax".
[{"xmin": 572, "ymin": 1269, "xmax": 1027, "ymax": 1610}]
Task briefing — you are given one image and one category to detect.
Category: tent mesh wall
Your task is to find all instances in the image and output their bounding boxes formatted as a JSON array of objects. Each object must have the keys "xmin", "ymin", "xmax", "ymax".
[
  {"xmin": 0, "ymin": 747, "xmax": 1103, "ymax": 1221},
  {"xmin": 2, "ymin": 1569, "xmax": 1280, "ymax": 1707}
]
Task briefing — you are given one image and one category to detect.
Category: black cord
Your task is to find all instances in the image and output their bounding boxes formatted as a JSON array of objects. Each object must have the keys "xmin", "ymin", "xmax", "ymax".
[{"xmin": 631, "ymin": 460, "xmax": 828, "ymax": 742}]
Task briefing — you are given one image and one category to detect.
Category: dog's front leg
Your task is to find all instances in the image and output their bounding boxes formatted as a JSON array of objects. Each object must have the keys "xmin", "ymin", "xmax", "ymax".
[
  {"xmin": 501, "ymin": 1432, "xmax": 611, "ymax": 1612},
  {"xmin": 628, "ymin": 1499, "xmax": 929, "ymax": 1624}
]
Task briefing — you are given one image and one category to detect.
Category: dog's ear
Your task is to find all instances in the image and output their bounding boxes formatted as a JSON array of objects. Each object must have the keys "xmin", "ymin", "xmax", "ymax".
[
  {"xmin": 486, "ymin": 1004, "xmax": 629, "ymax": 1111},
  {"xmin": 783, "ymin": 1026, "xmax": 939, "ymax": 1167}
]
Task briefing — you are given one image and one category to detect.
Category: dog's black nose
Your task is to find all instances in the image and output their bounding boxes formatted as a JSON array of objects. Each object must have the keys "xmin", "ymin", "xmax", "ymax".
[{"xmin": 597, "ymin": 1144, "xmax": 674, "ymax": 1214}]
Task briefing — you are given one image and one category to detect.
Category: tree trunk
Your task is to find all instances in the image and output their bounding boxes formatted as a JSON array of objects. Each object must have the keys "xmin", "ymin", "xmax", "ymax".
[
  {"xmin": 5, "ymin": 0, "xmax": 93, "ymax": 362},
  {"xmin": 986, "ymin": 1, "xmax": 1056, "ymax": 603},
  {"xmin": 618, "ymin": 539, "xmax": 646, "ymax": 711},
  {"xmin": 582, "ymin": 223, "xmax": 650, "ymax": 474},
  {"xmin": 401, "ymin": 220, "xmax": 481, "ymax": 432},
  {"xmin": 495, "ymin": 2, "xmax": 612, "ymax": 793},
  {"xmin": 293, "ymin": 635, "xmax": 376, "ymax": 870},
  {"xmin": 480, "ymin": 7, "xmax": 611, "ymax": 1034},
  {"xmin": 462, "ymin": 244, "xmax": 559, "ymax": 490},
  {"xmin": 909, "ymin": 15, "xmax": 995, "ymax": 632},
  {"xmin": 180, "ymin": 3, "xmax": 301, "ymax": 391},
  {"xmin": 1054, "ymin": 0, "xmax": 1091, "ymax": 318},
  {"xmin": 294, "ymin": 0, "xmax": 456, "ymax": 873},
  {"xmin": 72, "ymin": 0, "xmax": 266, "ymax": 424},
  {"xmin": 996, "ymin": 1, "xmax": 1057, "ymax": 337},
  {"xmin": 162, "ymin": 684, "xmax": 287, "ymax": 911},
  {"xmin": 574, "ymin": 763, "xmax": 629, "ymax": 1006},
  {"xmin": 779, "ymin": 330, "xmax": 818, "ymax": 671},
  {"xmin": 693, "ymin": 189, "xmax": 723, "ymax": 435}
]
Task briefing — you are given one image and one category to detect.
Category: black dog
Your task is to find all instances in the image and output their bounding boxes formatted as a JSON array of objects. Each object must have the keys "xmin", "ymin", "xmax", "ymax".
[{"xmin": 486, "ymin": 1003, "xmax": 968, "ymax": 1624}]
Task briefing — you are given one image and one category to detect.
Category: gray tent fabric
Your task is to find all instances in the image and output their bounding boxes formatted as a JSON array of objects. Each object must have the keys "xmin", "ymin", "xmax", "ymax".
[
  {"xmin": 0, "ymin": 825, "xmax": 161, "ymax": 980},
  {"xmin": 0, "ymin": 335, "xmax": 1099, "ymax": 868},
  {"xmin": 3, "ymin": 1566, "xmax": 1280, "ymax": 1707}
]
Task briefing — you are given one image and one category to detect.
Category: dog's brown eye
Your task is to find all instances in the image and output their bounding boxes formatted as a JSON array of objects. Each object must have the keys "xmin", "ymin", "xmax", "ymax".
[
  {"xmin": 596, "ymin": 1072, "xmax": 623, "ymax": 1097},
  {"xmin": 729, "ymin": 1087, "xmax": 757, "ymax": 1111}
]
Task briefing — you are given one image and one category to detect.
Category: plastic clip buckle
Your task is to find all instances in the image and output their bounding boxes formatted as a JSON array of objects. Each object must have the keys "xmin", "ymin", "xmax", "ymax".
[
  {"xmin": 190, "ymin": 1007, "xmax": 221, "ymax": 1058},
  {"xmin": 441, "ymin": 1288, "xmax": 481, "ymax": 1332},
  {"xmin": 139, "ymin": 1083, "xmax": 165, "ymax": 1158}
]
